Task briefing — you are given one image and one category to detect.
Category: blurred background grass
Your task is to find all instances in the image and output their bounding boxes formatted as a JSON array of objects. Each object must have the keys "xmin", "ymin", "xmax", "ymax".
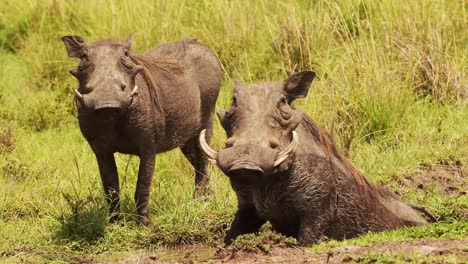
[{"xmin": 0, "ymin": 0, "xmax": 466, "ymax": 260}]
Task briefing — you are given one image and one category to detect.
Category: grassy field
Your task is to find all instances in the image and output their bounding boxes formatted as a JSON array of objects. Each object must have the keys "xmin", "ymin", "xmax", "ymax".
[{"xmin": 0, "ymin": 0, "xmax": 466, "ymax": 263}]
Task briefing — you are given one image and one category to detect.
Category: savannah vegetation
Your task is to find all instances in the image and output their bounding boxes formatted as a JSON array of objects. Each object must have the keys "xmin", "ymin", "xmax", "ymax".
[{"xmin": 0, "ymin": 0, "xmax": 466, "ymax": 262}]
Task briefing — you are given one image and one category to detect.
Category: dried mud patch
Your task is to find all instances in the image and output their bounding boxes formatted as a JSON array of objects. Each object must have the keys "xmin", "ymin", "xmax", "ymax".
[
  {"xmin": 108, "ymin": 239, "xmax": 467, "ymax": 263},
  {"xmin": 397, "ymin": 161, "xmax": 466, "ymax": 197},
  {"xmin": 322, "ymin": 239, "xmax": 468, "ymax": 264},
  {"xmin": 2, "ymin": 239, "xmax": 467, "ymax": 263},
  {"xmin": 213, "ymin": 230, "xmax": 304, "ymax": 263},
  {"xmin": 0, "ymin": 246, "xmax": 93, "ymax": 263},
  {"xmin": 214, "ymin": 231, "xmax": 302, "ymax": 263},
  {"xmin": 215, "ymin": 246, "xmax": 313, "ymax": 263},
  {"xmin": 213, "ymin": 239, "xmax": 467, "ymax": 264},
  {"xmin": 392, "ymin": 161, "xmax": 467, "ymax": 220}
]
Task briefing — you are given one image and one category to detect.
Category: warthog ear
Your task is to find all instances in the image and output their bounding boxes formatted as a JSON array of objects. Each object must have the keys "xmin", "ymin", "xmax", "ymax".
[
  {"xmin": 123, "ymin": 33, "xmax": 134, "ymax": 49},
  {"xmin": 61, "ymin": 35, "xmax": 87, "ymax": 58},
  {"xmin": 233, "ymin": 80, "xmax": 245, "ymax": 97},
  {"xmin": 234, "ymin": 80, "xmax": 244, "ymax": 87},
  {"xmin": 283, "ymin": 71, "xmax": 316, "ymax": 103},
  {"xmin": 217, "ymin": 109, "xmax": 228, "ymax": 127},
  {"xmin": 217, "ymin": 109, "xmax": 232, "ymax": 134}
]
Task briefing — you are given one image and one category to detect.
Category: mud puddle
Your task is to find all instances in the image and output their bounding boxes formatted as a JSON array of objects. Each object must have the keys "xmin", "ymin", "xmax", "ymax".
[{"xmin": 89, "ymin": 239, "xmax": 467, "ymax": 263}]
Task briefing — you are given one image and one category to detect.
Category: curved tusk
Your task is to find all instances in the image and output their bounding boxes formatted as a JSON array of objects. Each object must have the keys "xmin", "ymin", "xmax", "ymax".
[
  {"xmin": 74, "ymin": 89, "xmax": 84, "ymax": 100},
  {"xmin": 274, "ymin": 131, "xmax": 298, "ymax": 167},
  {"xmin": 130, "ymin": 85, "xmax": 138, "ymax": 97},
  {"xmin": 199, "ymin": 129, "xmax": 218, "ymax": 163}
]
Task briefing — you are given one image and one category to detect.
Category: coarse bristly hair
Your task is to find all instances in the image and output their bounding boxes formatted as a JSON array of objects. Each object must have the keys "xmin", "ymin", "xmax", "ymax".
[
  {"xmin": 128, "ymin": 40, "xmax": 191, "ymax": 137},
  {"xmin": 300, "ymin": 114, "xmax": 391, "ymax": 203}
]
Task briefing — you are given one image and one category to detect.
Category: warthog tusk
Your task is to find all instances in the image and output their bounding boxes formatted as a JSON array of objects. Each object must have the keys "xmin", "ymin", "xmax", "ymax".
[
  {"xmin": 199, "ymin": 129, "xmax": 218, "ymax": 163},
  {"xmin": 274, "ymin": 131, "xmax": 298, "ymax": 167},
  {"xmin": 74, "ymin": 89, "xmax": 83, "ymax": 100},
  {"xmin": 130, "ymin": 85, "xmax": 138, "ymax": 97}
]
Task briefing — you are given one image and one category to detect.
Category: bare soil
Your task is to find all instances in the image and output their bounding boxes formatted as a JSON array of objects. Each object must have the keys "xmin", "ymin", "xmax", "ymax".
[
  {"xmin": 89, "ymin": 239, "xmax": 467, "ymax": 263},
  {"xmin": 398, "ymin": 161, "xmax": 467, "ymax": 197}
]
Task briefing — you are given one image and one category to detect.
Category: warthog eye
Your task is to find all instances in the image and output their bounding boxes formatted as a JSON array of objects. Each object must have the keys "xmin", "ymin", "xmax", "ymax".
[
  {"xmin": 225, "ymin": 108, "xmax": 235, "ymax": 120},
  {"xmin": 277, "ymin": 95, "xmax": 290, "ymax": 109},
  {"xmin": 77, "ymin": 50, "xmax": 90, "ymax": 70},
  {"xmin": 232, "ymin": 96, "xmax": 238, "ymax": 107},
  {"xmin": 79, "ymin": 50, "xmax": 88, "ymax": 59},
  {"xmin": 278, "ymin": 95, "xmax": 288, "ymax": 105},
  {"xmin": 121, "ymin": 56, "xmax": 134, "ymax": 70},
  {"xmin": 277, "ymin": 95, "xmax": 292, "ymax": 120}
]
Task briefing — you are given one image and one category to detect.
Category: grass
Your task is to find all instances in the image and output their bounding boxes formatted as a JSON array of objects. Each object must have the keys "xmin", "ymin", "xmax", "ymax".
[
  {"xmin": 309, "ymin": 221, "xmax": 468, "ymax": 251},
  {"xmin": 0, "ymin": 0, "xmax": 466, "ymax": 262},
  {"xmin": 337, "ymin": 253, "xmax": 464, "ymax": 264}
]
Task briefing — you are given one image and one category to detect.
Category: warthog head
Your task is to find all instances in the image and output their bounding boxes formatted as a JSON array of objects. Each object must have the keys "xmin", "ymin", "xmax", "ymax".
[
  {"xmin": 62, "ymin": 34, "xmax": 143, "ymax": 120},
  {"xmin": 200, "ymin": 71, "xmax": 316, "ymax": 183}
]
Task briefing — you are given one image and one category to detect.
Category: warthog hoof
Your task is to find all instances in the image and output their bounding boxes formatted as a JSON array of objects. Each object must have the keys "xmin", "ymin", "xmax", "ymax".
[
  {"xmin": 194, "ymin": 185, "xmax": 213, "ymax": 200},
  {"xmin": 109, "ymin": 213, "xmax": 123, "ymax": 223},
  {"xmin": 137, "ymin": 215, "xmax": 151, "ymax": 227}
]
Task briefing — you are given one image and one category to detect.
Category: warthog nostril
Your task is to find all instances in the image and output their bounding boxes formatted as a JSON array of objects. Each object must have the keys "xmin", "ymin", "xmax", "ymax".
[
  {"xmin": 229, "ymin": 163, "xmax": 264, "ymax": 173},
  {"xmin": 270, "ymin": 141, "xmax": 280, "ymax": 150},
  {"xmin": 82, "ymin": 86, "xmax": 93, "ymax": 94},
  {"xmin": 94, "ymin": 102, "xmax": 123, "ymax": 120},
  {"xmin": 228, "ymin": 167, "xmax": 264, "ymax": 184},
  {"xmin": 228, "ymin": 163, "xmax": 264, "ymax": 184},
  {"xmin": 120, "ymin": 84, "xmax": 127, "ymax": 91},
  {"xmin": 225, "ymin": 138, "xmax": 235, "ymax": 148},
  {"xmin": 95, "ymin": 107, "xmax": 121, "ymax": 118},
  {"xmin": 230, "ymin": 168, "xmax": 262, "ymax": 177}
]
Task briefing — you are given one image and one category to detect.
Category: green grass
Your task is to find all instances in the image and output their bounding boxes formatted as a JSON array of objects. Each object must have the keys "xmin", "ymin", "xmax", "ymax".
[
  {"xmin": 337, "ymin": 252, "xmax": 464, "ymax": 264},
  {"xmin": 0, "ymin": 0, "xmax": 466, "ymax": 262},
  {"xmin": 309, "ymin": 221, "xmax": 467, "ymax": 251}
]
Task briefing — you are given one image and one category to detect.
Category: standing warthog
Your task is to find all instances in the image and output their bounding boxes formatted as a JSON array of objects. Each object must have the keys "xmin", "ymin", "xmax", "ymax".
[
  {"xmin": 62, "ymin": 35, "xmax": 221, "ymax": 225},
  {"xmin": 199, "ymin": 71, "xmax": 435, "ymax": 245}
]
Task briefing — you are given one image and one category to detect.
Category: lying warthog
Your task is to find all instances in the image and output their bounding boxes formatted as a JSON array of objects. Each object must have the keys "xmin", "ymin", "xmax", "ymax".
[
  {"xmin": 62, "ymin": 35, "xmax": 221, "ymax": 225},
  {"xmin": 199, "ymin": 71, "xmax": 435, "ymax": 245}
]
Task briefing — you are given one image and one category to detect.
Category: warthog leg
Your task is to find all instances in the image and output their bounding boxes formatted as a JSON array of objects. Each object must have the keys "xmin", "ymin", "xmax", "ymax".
[
  {"xmin": 181, "ymin": 138, "xmax": 211, "ymax": 197},
  {"xmin": 297, "ymin": 217, "xmax": 329, "ymax": 245},
  {"xmin": 225, "ymin": 207, "xmax": 267, "ymax": 245},
  {"xmin": 95, "ymin": 152, "xmax": 120, "ymax": 222},
  {"xmin": 135, "ymin": 154, "xmax": 156, "ymax": 226},
  {"xmin": 181, "ymin": 115, "xmax": 215, "ymax": 198}
]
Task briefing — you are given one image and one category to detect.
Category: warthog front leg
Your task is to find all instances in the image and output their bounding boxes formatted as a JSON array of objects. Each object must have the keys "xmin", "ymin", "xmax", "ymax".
[
  {"xmin": 95, "ymin": 152, "xmax": 120, "ymax": 222},
  {"xmin": 225, "ymin": 207, "xmax": 266, "ymax": 245},
  {"xmin": 297, "ymin": 215, "xmax": 331, "ymax": 245},
  {"xmin": 135, "ymin": 154, "xmax": 156, "ymax": 226}
]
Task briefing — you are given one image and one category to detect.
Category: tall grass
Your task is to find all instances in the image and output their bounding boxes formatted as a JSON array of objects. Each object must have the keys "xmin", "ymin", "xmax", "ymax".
[{"xmin": 0, "ymin": 0, "xmax": 466, "ymax": 261}]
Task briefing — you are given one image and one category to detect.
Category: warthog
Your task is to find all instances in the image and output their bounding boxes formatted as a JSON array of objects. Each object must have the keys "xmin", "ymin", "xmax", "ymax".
[
  {"xmin": 199, "ymin": 71, "xmax": 435, "ymax": 245},
  {"xmin": 62, "ymin": 35, "xmax": 221, "ymax": 225}
]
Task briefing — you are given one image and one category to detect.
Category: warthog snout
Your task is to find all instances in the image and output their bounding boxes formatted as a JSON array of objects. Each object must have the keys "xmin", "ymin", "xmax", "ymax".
[
  {"xmin": 94, "ymin": 101, "xmax": 123, "ymax": 119},
  {"xmin": 75, "ymin": 86, "xmax": 135, "ymax": 120},
  {"xmin": 199, "ymin": 130, "xmax": 299, "ymax": 183},
  {"xmin": 217, "ymin": 144, "xmax": 277, "ymax": 182},
  {"xmin": 218, "ymin": 144, "xmax": 278, "ymax": 177},
  {"xmin": 229, "ymin": 163, "xmax": 264, "ymax": 173},
  {"xmin": 228, "ymin": 164, "xmax": 264, "ymax": 184}
]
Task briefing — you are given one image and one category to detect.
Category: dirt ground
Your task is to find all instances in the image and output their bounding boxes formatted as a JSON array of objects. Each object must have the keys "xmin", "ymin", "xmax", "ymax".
[
  {"xmin": 398, "ymin": 161, "xmax": 467, "ymax": 198},
  {"xmin": 217, "ymin": 240, "xmax": 467, "ymax": 264},
  {"xmin": 2, "ymin": 239, "xmax": 466, "ymax": 263},
  {"xmin": 90, "ymin": 239, "xmax": 467, "ymax": 263}
]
